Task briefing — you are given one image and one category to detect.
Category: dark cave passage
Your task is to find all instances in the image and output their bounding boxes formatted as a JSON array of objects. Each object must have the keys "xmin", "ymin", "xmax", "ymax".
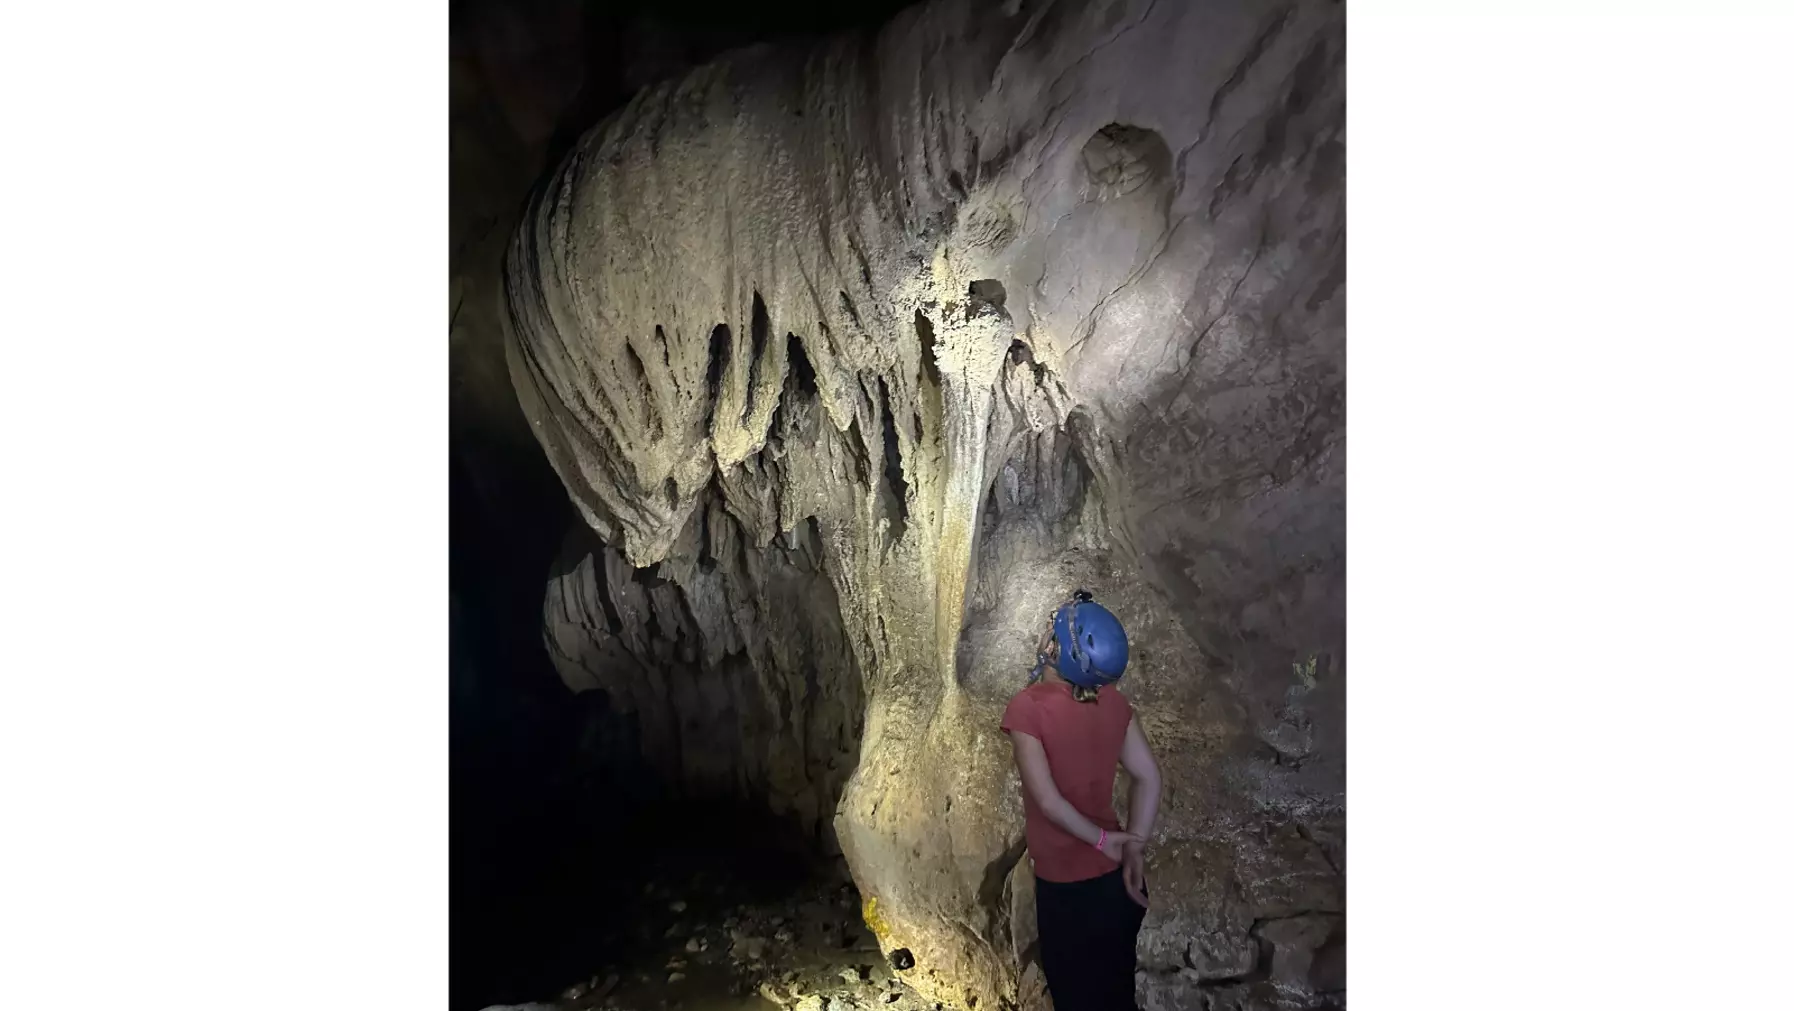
[
  {"xmin": 453, "ymin": 791, "xmax": 855, "ymax": 1011},
  {"xmin": 451, "ymin": 451, "xmax": 875, "ymax": 1011}
]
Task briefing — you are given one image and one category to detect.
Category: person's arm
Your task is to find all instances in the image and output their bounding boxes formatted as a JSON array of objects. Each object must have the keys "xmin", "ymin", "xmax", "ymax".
[
  {"xmin": 1011, "ymin": 730, "xmax": 1139, "ymax": 860},
  {"xmin": 1119, "ymin": 716, "xmax": 1161, "ymax": 842},
  {"xmin": 1118, "ymin": 716, "xmax": 1161, "ymax": 907}
]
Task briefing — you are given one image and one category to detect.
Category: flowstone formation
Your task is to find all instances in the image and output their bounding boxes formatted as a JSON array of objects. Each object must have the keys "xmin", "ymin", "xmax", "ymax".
[{"xmin": 507, "ymin": 0, "xmax": 1344, "ymax": 1008}]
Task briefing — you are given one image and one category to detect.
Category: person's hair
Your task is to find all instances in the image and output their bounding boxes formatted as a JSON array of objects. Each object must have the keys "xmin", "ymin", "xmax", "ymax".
[{"xmin": 1070, "ymin": 683, "xmax": 1100, "ymax": 703}]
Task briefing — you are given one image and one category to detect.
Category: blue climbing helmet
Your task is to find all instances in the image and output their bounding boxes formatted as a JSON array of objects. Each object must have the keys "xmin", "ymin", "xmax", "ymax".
[{"xmin": 1050, "ymin": 590, "xmax": 1129, "ymax": 687}]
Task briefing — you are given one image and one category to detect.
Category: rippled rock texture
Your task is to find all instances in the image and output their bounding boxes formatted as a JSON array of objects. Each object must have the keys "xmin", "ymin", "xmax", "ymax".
[{"xmin": 508, "ymin": 1, "xmax": 1344, "ymax": 1007}]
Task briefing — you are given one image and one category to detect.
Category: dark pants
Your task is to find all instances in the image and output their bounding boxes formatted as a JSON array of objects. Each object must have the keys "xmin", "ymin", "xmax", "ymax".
[{"xmin": 1035, "ymin": 868, "xmax": 1147, "ymax": 1011}]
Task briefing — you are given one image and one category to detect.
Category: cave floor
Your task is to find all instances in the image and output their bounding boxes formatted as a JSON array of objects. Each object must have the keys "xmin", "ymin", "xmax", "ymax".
[{"xmin": 534, "ymin": 855, "xmax": 938, "ymax": 1011}]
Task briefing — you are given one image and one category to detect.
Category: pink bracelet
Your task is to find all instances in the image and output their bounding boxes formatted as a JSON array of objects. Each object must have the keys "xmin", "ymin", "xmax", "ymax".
[{"xmin": 1095, "ymin": 829, "xmax": 1106, "ymax": 851}]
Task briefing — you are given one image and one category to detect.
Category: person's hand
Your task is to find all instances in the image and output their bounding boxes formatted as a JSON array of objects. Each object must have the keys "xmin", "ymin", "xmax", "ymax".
[
  {"xmin": 1099, "ymin": 830, "xmax": 1141, "ymax": 863},
  {"xmin": 1122, "ymin": 841, "xmax": 1149, "ymax": 908}
]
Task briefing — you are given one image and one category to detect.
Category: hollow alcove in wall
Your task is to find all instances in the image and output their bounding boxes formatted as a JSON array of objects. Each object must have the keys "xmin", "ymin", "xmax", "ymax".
[{"xmin": 1080, "ymin": 123, "xmax": 1172, "ymax": 201}]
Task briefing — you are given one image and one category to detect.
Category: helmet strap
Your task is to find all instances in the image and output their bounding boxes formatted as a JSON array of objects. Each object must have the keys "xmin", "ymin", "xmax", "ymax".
[{"xmin": 1027, "ymin": 601, "xmax": 1073, "ymax": 686}]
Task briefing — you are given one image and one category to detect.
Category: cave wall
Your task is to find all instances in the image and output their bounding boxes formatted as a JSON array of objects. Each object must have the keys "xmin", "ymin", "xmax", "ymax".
[
  {"xmin": 505, "ymin": 1, "xmax": 1345, "ymax": 1008},
  {"xmin": 544, "ymin": 505, "xmax": 864, "ymax": 842}
]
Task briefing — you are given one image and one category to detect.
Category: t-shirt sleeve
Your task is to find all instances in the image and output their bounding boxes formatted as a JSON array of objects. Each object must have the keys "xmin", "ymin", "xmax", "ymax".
[
  {"xmin": 1110, "ymin": 688, "xmax": 1135, "ymax": 732},
  {"xmin": 1001, "ymin": 692, "xmax": 1043, "ymax": 739}
]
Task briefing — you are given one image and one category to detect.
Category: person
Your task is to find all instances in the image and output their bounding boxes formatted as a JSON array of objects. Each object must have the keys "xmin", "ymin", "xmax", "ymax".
[{"xmin": 1001, "ymin": 590, "xmax": 1161, "ymax": 1011}]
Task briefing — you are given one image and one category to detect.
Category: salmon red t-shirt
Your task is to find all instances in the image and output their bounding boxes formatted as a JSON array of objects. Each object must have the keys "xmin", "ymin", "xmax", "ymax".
[{"xmin": 1000, "ymin": 679, "xmax": 1134, "ymax": 882}]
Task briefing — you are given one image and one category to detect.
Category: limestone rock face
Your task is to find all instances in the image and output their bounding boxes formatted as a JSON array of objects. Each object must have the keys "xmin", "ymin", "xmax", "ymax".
[
  {"xmin": 509, "ymin": 1, "xmax": 1345, "ymax": 1008},
  {"xmin": 545, "ymin": 513, "xmax": 864, "ymax": 843}
]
